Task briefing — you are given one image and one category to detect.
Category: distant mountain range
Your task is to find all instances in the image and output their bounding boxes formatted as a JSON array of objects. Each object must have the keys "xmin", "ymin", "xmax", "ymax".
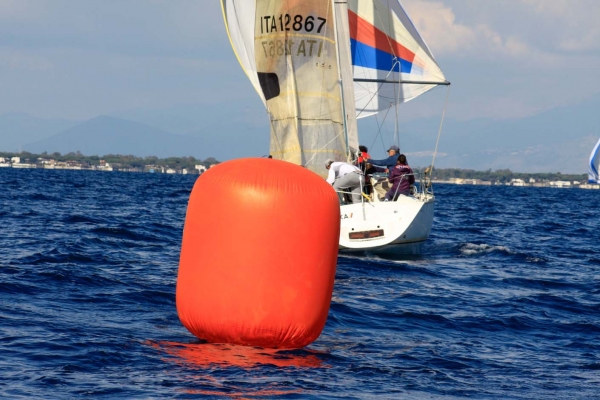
[
  {"xmin": 359, "ymin": 94, "xmax": 600, "ymax": 174},
  {"xmin": 0, "ymin": 113, "xmax": 77, "ymax": 152},
  {"xmin": 23, "ymin": 116, "xmax": 206, "ymax": 159},
  {"xmin": 1, "ymin": 94, "xmax": 598, "ymax": 173}
]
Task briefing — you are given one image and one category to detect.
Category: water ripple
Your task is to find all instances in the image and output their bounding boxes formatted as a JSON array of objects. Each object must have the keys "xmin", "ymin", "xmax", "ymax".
[{"xmin": 0, "ymin": 170, "xmax": 599, "ymax": 399}]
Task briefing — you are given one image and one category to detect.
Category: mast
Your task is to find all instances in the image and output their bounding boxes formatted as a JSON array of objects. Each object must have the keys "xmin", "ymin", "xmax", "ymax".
[
  {"xmin": 334, "ymin": 0, "xmax": 360, "ymax": 159},
  {"xmin": 332, "ymin": 0, "xmax": 350, "ymax": 160}
]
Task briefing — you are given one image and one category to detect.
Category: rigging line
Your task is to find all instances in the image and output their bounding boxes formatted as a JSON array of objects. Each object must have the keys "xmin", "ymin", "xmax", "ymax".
[
  {"xmin": 381, "ymin": 105, "xmax": 393, "ymax": 152},
  {"xmin": 354, "ymin": 2, "xmax": 401, "ymax": 120},
  {"xmin": 369, "ymin": 105, "xmax": 392, "ymax": 155},
  {"xmin": 393, "ymin": 59, "xmax": 400, "ymax": 150},
  {"xmin": 265, "ymin": 2, "xmax": 295, "ymax": 159},
  {"xmin": 352, "ymin": 1, "xmax": 400, "ymax": 120},
  {"xmin": 355, "ymin": 61, "xmax": 398, "ymax": 119},
  {"xmin": 268, "ymin": 108, "xmax": 285, "ymax": 157},
  {"xmin": 303, "ymin": 128, "xmax": 346, "ymax": 168},
  {"xmin": 393, "ymin": 90, "xmax": 398, "ymax": 151},
  {"xmin": 353, "ymin": 30, "xmax": 379, "ymax": 115},
  {"xmin": 378, "ymin": 89, "xmax": 401, "ymax": 153},
  {"xmin": 430, "ymin": 84, "xmax": 451, "ymax": 171},
  {"xmin": 306, "ymin": 0, "xmax": 342, "ymax": 166},
  {"xmin": 369, "ymin": 105, "xmax": 383, "ymax": 151},
  {"xmin": 308, "ymin": 1, "xmax": 327, "ymax": 163},
  {"xmin": 373, "ymin": 0, "xmax": 399, "ymax": 62},
  {"xmin": 351, "ymin": 3, "xmax": 404, "ymax": 151}
]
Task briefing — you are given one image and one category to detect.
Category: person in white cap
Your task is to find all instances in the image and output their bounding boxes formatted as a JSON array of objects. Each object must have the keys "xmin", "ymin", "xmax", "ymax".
[
  {"xmin": 363, "ymin": 145, "xmax": 400, "ymax": 201},
  {"xmin": 325, "ymin": 159, "xmax": 364, "ymax": 204}
]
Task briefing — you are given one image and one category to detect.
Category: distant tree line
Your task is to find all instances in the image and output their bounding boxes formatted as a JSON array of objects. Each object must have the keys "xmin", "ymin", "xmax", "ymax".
[
  {"xmin": 0, "ymin": 151, "xmax": 220, "ymax": 171},
  {"xmin": 0, "ymin": 151, "xmax": 588, "ymax": 182},
  {"xmin": 420, "ymin": 167, "xmax": 587, "ymax": 183}
]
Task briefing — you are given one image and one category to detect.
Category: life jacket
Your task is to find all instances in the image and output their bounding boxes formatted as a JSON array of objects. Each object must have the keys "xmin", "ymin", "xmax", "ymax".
[{"xmin": 357, "ymin": 152, "xmax": 371, "ymax": 164}]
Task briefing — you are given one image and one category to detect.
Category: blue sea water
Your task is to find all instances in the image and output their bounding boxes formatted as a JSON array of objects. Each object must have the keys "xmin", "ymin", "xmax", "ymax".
[{"xmin": 1, "ymin": 168, "xmax": 599, "ymax": 399}]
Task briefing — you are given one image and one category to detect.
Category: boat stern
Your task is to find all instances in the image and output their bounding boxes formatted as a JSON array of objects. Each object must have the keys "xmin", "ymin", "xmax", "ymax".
[{"xmin": 338, "ymin": 195, "xmax": 434, "ymax": 254}]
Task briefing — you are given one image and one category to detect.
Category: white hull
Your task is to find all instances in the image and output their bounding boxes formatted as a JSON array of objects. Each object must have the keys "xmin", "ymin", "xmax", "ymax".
[{"xmin": 338, "ymin": 193, "xmax": 434, "ymax": 255}]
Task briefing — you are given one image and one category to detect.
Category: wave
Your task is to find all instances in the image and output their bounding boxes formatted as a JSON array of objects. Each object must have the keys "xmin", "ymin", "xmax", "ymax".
[
  {"xmin": 1, "ymin": 170, "xmax": 599, "ymax": 399},
  {"xmin": 459, "ymin": 243, "xmax": 512, "ymax": 256}
]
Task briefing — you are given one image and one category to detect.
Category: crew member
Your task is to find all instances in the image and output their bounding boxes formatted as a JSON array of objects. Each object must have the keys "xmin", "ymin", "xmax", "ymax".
[
  {"xmin": 325, "ymin": 159, "xmax": 364, "ymax": 204},
  {"xmin": 364, "ymin": 145, "xmax": 400, "ymax": 201},
  {"xmin": 385, "ymin": 154, "xmax": 415, "ymax": 201}
]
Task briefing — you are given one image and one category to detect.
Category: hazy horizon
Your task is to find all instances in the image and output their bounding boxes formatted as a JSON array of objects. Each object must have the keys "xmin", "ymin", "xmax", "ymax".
[{"xmin": 1, "ymin": 1, "xmax": 599, "ymax": 173}]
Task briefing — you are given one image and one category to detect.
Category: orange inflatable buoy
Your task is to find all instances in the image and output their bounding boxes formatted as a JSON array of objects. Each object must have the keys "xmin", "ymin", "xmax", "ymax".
[{"xmin": 177, "ymin": 158, "xmax": 340, "ymax": 349}]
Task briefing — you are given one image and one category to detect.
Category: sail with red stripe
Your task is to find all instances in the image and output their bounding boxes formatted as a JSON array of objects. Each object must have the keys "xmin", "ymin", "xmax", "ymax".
[{"xmin": 348, "ymin": 0, "xmax": 447, "ymax": 118}]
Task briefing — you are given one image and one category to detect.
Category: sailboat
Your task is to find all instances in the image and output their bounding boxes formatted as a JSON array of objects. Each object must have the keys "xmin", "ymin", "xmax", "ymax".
[
  {"xmin": 588, "ymin": 137, "xmax": 600, "ymax": 184},
  {"xmin": 221, "ymin": 0, "xmax": 450, "ymax": 255}
]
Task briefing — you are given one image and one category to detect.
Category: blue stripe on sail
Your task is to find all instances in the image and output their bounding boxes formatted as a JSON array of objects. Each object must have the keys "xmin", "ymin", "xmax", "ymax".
[
  {"xmin": 589, "ymin": 139, "xmax": 600, "ymax": 183},
  {"xmin": 351, "ymin": 39, "xmax": 413, "ymax": 74}
]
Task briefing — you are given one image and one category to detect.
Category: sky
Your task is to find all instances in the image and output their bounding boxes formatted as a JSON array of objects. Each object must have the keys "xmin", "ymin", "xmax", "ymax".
[{"xmin": 1, "ymin": 0, "xmax": 599, "ymax": 126}]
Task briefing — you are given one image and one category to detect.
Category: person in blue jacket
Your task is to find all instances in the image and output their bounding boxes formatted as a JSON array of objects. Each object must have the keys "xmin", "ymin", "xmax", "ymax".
[{"xmin": 364, "ymin": 145, "xmax": 400, "ymax": 200}]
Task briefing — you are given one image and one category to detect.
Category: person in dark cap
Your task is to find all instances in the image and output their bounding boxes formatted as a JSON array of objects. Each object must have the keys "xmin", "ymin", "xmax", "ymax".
[{"xmin": 363, "ymin": 145, "xmax": 400, "ymax": 201}]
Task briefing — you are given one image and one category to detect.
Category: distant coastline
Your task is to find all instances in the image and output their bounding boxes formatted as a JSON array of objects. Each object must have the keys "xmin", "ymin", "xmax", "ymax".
[
  {"xmin": 432, "ymin": 179, "xmax": 599, "ymax": 190},
  {"xmin": 427, "ymin": 168, "xmax": 596, "ymax": 189},
  {"xmin": 0, "ymin": 151, "xmax": 596, "ymax": 189},
  {"xmin": 0, "ymin": 151, "xmax": 219, "ymax": 175}
]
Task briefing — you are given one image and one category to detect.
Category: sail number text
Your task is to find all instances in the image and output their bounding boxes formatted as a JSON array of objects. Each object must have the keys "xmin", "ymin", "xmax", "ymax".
[
  {"xmin": 261, "ymin": 39, "xmax": 325, "ymax": 59},
  {"xmin": 260, "ymin": 15, "xmax": 327, "ymax": 34}
]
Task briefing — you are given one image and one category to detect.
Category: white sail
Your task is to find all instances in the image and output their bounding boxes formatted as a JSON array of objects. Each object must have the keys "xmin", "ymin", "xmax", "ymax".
[
  {"xmin": 221, "ymin": 0, "xmax": 447, "ymax": 176},
  {"xmin": 221, "ymin": 1, "xmax": 267, "ymax": 105},
  {"xmin": 222, "ymin": 0, "xmax": 351, "ymax": 177},
  {"xmin": 348, "ymin": 0, "xmax": 447, "ymax": 118},
  {"xmin": 589, "ymin": 137, "xmax": 600, "ymax": 183}
]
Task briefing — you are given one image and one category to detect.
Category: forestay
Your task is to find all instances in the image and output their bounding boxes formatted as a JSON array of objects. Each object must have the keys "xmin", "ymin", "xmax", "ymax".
[
  {"xmin": 348, "ymin": 0, "xmax": 447, "ymax": 118},
  {"xmin": 222, "ymin": 0, "xmax": 355, "ymax": 177}
]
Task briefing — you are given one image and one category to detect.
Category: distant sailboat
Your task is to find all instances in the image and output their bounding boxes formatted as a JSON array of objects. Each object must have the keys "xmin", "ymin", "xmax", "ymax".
[
  {"xmin": 589, "ymin": 137, "xmax": 600, "ymax": 183},
  {"xmin": 221, "ymin": 0, "xmax": 450, "ymax": 254}
]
